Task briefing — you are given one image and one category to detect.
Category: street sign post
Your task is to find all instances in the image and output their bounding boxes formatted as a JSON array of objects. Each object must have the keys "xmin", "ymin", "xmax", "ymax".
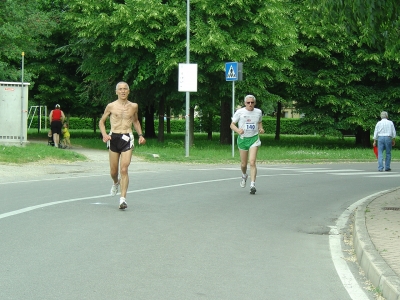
[
  {"xmin": 177, "ymin": 0, "xmax": 195, "ymax": 157},
  {"xmin": 225, "ymin": 62, "xmax": 243, "ymax": 157}
]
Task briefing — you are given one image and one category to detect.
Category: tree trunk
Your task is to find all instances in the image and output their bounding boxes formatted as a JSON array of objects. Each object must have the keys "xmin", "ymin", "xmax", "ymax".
[
  {"xmin": 190, "ymin": 106, "xmax": 194, "ymax": 146},
  {"xmin": 275, "ymin": 101, "xmax": 282, "ymax": 140},
  {"xmin": 144, "ymin": 104, "xmax": 156, "ymax": 138},
  {"xmin": 158, "ymin": 96, "xmax": 165, "ymax": 143},
  {"xmin": 220, "ymin": 100, "xmax": 231, "ymax": 144},
  {"xmin": 206, "ymin": 112, "xmax": 213, "ymax": 140},
  {"xmin": 138, "ymin": 109, "xmax": 143, "ymax": 133},
  {"xmin": 355, "ymin": 127, "xmax": 371, "ymax": 148},
  {"xmin": 92, "ymin": 116, "xmax": 97, "ymax": 133},
  {"xmin": 166, "ymin": 105, "xmax": 171, "ymax": 134}
]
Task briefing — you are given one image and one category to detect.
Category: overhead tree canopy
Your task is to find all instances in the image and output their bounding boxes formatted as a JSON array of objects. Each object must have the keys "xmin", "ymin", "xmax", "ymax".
[
  {"xmin": 0, "ymin": 0, "xmax": 56, "ymax": 82},
  {"xmin": 3, "ymin": 0, "xmax": 399, "ymax": 146},
  {"xmin": 65, "ymin": 0, "xmax": 300, "ymax": 142},
  {"xmin": 307, "ymin": 0, "xmax": 400, "ymax": 60},
  {"xmin": 289, "ymin": 0, "xmax": 400, "ymax": 147}
]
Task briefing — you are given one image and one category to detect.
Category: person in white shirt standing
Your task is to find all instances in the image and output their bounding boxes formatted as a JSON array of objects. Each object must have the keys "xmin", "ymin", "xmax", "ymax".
[
  {"xmin": 373, "ymin": 111, "xmax": 396, "ymax": 172},
  {"xmin": 230, "ymin": 95, "xmax": 265, "ymax": 194}
]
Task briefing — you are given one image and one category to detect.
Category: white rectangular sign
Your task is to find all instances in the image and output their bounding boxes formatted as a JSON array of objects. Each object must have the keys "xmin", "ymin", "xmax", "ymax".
[{"xmin": 178, "ymin": 63, "xmax": 198, "ymax": 92}]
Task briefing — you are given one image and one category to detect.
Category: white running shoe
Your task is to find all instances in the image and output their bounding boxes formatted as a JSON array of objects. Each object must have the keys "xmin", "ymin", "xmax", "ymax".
[
  {"xmin": 240, "ymin": 174, "xmax": 248, "ymax": 188},
  {"xmin": 119, "ymin": 197, "xmax": 127, "ymax": 209},
  {"xmin": 250, "ymin": 185, "xmax": 256, "ymax": 195},
  {"xmin": 110, "ymin": 181, "xmax": 119, "ymax": 196}
]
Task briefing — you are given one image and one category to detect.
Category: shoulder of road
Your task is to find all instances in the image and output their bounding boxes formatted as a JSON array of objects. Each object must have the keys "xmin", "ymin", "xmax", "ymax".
[{"xmin": 354, "ymin": 188, "xmax": 400, "ymax": 300}]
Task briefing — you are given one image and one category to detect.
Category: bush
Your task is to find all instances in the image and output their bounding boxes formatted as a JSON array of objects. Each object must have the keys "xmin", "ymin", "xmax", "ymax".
[
  {"xmin": 262, "ymin": 118, "xmax": 309, "ymax": 135},
  {"xmin": 151, "ymin": 117, "xmax": 307, "ymax": 134},
  {"xmin": 29, "ymin": 116, "xmax": 109, "ymax": 131},
  {"xmin": 29, "ymin": 115, "xmax": 309, "ymax": 134}
]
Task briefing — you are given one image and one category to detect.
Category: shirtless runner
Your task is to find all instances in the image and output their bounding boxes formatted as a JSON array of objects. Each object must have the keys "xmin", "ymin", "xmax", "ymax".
[{"xmin": 99, "ymin": 81, "xmax": 146, "ymax": 209}]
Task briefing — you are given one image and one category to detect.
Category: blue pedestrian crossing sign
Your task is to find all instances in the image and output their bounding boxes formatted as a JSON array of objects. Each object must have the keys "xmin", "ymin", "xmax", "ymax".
[
  {"xmin": 225, "ymin": 62, "xmax": 238, "ymax": 81},
  {"xmin": 225, "ymin": 62, "xmax": 243, "ymax": 81}
]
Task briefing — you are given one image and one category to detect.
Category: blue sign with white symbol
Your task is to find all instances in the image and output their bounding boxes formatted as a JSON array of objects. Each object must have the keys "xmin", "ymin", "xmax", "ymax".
[{"xmin": 225, "ymin": 62, "xmax": 238, "ymax": 81}]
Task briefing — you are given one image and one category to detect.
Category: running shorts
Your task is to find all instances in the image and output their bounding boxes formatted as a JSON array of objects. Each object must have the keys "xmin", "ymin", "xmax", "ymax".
[
  {"xmin": 107, "ymin": 133, "xmax": 134, "ymax": 153},
  {"xmin": 237, "ymin": 135, "xmax": 261, "ymax": 151}
]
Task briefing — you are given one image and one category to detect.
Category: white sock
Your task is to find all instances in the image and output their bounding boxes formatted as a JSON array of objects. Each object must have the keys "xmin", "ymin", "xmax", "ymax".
[
  {"xmin": 120, "ymin": 197, "xmax": 126, "ymax": 204},
  {"xmin": 250, "ymin": 181, "xmax": 255, "ymax": 187},
  {"xmin": 242, "ymin": 173, "xmax": 247, "ymax": 178}
]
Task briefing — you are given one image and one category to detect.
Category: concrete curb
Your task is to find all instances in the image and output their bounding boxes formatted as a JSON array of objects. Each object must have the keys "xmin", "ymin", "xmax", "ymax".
[{"xmin": 353, "ymin": 189, "xmax": 400, "ymax": 300}]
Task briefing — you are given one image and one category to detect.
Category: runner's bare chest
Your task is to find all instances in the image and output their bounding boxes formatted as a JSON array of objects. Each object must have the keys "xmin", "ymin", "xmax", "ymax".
[{"xmin": 110, "ymin": 102, "xmax": 135, "ymax": 132}]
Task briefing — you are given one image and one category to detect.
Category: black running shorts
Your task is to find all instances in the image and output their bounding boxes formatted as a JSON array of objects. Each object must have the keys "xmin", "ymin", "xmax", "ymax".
[{"xmin": 107, "ymin": 133, "xmax": 134, "ymax": 153}]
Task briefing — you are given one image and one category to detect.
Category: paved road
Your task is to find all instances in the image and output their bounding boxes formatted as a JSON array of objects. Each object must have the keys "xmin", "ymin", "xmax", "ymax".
[{"xmin": 1, "ymin": 156, "xmax": 399, "ymax": 299}]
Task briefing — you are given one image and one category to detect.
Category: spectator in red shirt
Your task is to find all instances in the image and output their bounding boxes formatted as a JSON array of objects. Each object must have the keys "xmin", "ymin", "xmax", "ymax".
[{"xmin": 49, "ymin": 104, "xmax": 65, "ymax": 148}]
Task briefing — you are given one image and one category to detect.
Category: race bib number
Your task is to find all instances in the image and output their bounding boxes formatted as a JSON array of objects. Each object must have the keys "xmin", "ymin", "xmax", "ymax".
[
  {"xmin": 245, "ymin": 123, "xmax": 256, "ymax": 131},
  {"xmin": 122, "ymin": 134, "xmax": 130, "ymax": 142}
]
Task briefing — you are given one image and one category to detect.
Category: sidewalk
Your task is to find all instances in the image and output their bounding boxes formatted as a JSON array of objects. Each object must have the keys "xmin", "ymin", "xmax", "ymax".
[{"xmin": 354, "ymin": 188, "xmax": 400, "ymax": 300}]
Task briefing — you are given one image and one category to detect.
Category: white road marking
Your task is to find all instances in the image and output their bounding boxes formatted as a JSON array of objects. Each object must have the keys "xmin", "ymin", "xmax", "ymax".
[
  {"xmin": 258, "ymin": 167, "xmax": 330, "ymax": 171},
  {"xmin": 1, "ymin": 168, "xmax": 382, "ymax": 298},
  {"xmin": 367, "ymin": 174, "xmax": 400, "ymax": 177},
  {"xmin": 0, "ymin": 170, "xmax": 170, "ymax": 185},
  {"xmin": 0, "ymin": 174, "xmax": 107, "ymax": 185},
  {"xmin": 331, "ymin": 172, "xmax": 393, "ymax": 175},
  {"xmin": 300, "ymin": 169, "xmax": 363, "ymax": 173},
  {"xmin": 329, "ymin": 191, "xmax": 388, "ymax": 300},
  {"xmin": 0, "ymin": 175, "xmax": 281, "ymax": 220},
  {"xmin": 1, "ymin": 166, "xmax": 388, "ymax": 187}
]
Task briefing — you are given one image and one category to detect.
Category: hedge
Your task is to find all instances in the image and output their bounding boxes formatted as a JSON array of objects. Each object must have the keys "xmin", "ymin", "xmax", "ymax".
[
  {"xmin": 28, "ymin": 116, "xmax": 308, "ymax": 135},
  {"xmin": 150, "ymin": 118, "xmax": 309, "ymax": 135},
  {"xmin": 28, "ymin": 116, "xmax": 109, "ymax": 131}
]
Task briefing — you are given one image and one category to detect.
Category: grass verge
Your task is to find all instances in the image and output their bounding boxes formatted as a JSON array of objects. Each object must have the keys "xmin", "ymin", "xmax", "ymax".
[
  {"xmin": 0, "ymin": 142, "xmax": 86, "ymax": 164},
  {"xmin": 6, "ymin": 129, "xmax": 394, "ymax": 165}
]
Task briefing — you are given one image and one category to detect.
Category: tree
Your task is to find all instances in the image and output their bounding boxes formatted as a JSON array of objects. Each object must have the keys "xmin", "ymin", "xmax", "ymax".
[
  {"xmin": 65, "ymin": 0, "xmax": 300, "ymax": 143},
  {"xmin": 187, "ymin": 0, "xmax": 300, "ymax": 144},
  {"xmin": 29, "ymin": 1, "xmax": 86, "ymax": 118},
  {"xmin": 288, "ymin": 1, "xmax": 400, "ymax": 147},
  {"xmin": 65, "ymin": 0, "xmax": 182, "ymax": 136},
  {"xmin": 307, "ymin": 0, "xmax": 400, "ymax": 60},
  {"xmin": 0, "ymin": 0, "xmax": 56, "ymax": 82}
]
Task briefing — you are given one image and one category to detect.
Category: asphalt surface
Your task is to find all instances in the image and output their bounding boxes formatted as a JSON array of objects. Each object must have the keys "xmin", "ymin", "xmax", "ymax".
[{"xmin": 1, "ymin": 147, "xmax": 400, "ymax": 299}]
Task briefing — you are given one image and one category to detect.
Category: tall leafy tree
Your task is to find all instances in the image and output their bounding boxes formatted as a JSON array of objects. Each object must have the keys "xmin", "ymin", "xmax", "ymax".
[
  {"xmin": 186, "ymin": 0, "xmax": 300, "ymax": 143},
  {"xmin": 0, "ymin": 0, "xmax": 55, "ymax": 82},
  {"xmin": 65, "ymin": 0, "xmax": 300, "ymax": 144},
  {"xmin": 28, "ymin": 0, "xmax": 85, "ymax": 120},
  {"xmin": 289, "ymin": 1, "xmax": 400, "ymax": 147},
  {"xmin": 66, "ymin": 0, "xmax": 179, "ymax": 136},
  {"xmin": 307, "ymin": 0, "xmax": 400, "ymax": 60}
]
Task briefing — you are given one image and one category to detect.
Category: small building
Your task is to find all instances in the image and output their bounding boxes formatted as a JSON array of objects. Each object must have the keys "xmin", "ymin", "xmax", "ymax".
[{"xmin": 0, "ymin": 81, "xmax": 30, "ymax": 146}]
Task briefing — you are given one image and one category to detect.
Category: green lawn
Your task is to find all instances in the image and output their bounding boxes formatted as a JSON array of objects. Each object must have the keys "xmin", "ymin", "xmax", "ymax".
[{"xmin": 1, "ymin": 129, "xmax": 392, "ymax": 165}]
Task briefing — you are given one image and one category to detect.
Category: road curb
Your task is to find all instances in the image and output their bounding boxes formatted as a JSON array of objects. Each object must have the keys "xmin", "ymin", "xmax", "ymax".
[{"xmin": 353, "ymin": 189, "xmax": 400, "ymax": 300}]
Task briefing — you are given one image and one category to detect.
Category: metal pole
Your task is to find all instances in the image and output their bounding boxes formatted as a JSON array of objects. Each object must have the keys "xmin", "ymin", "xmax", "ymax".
[
  {"xmin": 185, "ymin": 0, "xmax": 190, "ymax": 157},
  {"xmin": 232, "ymin": 81, "xmax": 235, "ymax": 157},
  {"xmin": 39, "ymin": 105, "xmax": 42, "ymax": 132},
  {"xmin": 20, "ymin": 52, "xmax": 24, "ymax": 145},
  {"xmin": 38, "ymin": 102, "xmax": 41, "ymax": 133}
]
